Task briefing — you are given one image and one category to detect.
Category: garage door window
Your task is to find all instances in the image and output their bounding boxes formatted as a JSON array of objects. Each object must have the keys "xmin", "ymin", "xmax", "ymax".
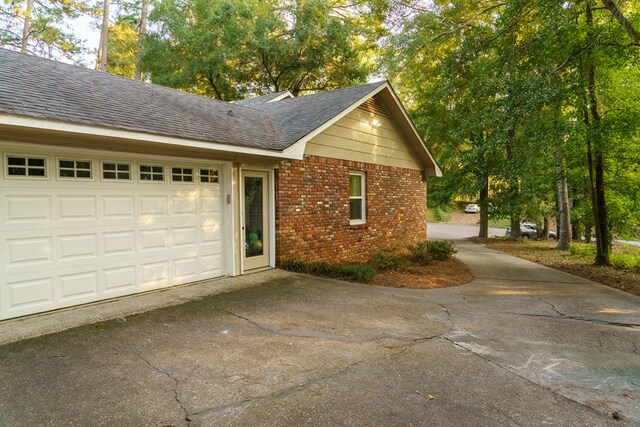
[
  {"xmin": 140, "ymin": 165, "xmax": 164, "ymax": 182},
  {"xmin": 172, "ymin": 167, "xmax": 193, "ymax": 183},
  {"xmin": 102, "ymin": 162, "xmax": 131, "ymax": 180},
  {"xmin": 59, "ymin": 159, "xmax": 92, "ymax": 179},
  {"xmin": 200, "ymin": 167, "xmax": 219, "ymax": 183},
  {"xmin": 6, "ymin": 155, "xmax": 47, "ymax": 177}
]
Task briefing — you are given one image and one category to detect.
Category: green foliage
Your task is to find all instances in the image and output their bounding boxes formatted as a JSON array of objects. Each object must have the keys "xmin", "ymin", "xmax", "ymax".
[
  {"xmin": 384, "ymin": 0, "xmax": 640, "ymax": 265},
  {"xmin": 569, "ymin": 243, "xmax": 597, "ymax": 259},
  {"xmin": 0, "ymin": 0, "xmax": 89, "ymax": 62},
  {"xmin": 142, "ymin": 0, "xmax": 380, "ymax": 100},
  {"xmin": 369, "ymin": 247, "xmax": 412, "ymax": 271},
  {"xmin": 410, "ymin": 241, "xmax": 456, "ymax": 264},
  {"xmin": 370, "ymin": 240, "xmax": 456, "ymax": 271},
  {"xmin": 279, "ymin": 260, "xmax": 374, "ymax": 283}
]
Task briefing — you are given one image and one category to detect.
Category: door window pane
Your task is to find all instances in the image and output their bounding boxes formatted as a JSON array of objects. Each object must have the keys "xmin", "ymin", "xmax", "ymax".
[{"xmin": 245, "ymin": 177, "xmax": 264, "ymax": 258}]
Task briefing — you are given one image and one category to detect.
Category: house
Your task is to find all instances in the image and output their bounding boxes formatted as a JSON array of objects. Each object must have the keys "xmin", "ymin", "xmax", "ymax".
[{"xmin": 0, "ymin": 48, "xmax": 441, "ymax": 321}]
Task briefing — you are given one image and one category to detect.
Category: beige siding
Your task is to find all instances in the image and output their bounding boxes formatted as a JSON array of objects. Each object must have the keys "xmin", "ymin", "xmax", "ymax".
[{"xmin": 305, "ymin": 107, "xmax": 423, "ymax": 170}]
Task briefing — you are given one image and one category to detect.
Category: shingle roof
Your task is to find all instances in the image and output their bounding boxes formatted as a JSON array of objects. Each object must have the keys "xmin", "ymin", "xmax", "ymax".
[
  {"xmin": 234, "ymin": 91, "xmax": 292, "ymax": 107},
  {"xmin": 246, "ymin": 82, "xmax": 386, "ymax": 144},
  {"xmin": 0, "ymin": 49, "xmax": 282, "ymax": 150},
  {"xmin": 0, "ymin": 49, "xmax": 385, "ymax": 152}
]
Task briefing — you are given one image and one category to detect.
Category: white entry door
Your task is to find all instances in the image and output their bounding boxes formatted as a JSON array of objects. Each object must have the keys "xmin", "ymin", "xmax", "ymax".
[{"xmin": 241, "ymin": 170, "xmax": 270, "ymax": 271}]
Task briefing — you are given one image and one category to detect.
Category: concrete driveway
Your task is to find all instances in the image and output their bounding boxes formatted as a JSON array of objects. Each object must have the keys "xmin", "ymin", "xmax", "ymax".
[{"xmin": 1, "ymin": 241, "xmax": 639, "ymax": 426}]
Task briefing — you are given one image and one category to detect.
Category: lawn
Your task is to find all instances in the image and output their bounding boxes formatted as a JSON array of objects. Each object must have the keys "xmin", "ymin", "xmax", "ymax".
[{"xmin": 471, "ymin": 238, "xmax": 640, "ymax": 297}]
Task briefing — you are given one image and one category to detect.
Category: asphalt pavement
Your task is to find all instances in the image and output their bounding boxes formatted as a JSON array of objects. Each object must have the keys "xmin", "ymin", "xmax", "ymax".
[{"xmin": 0, "ymin": 230, "xmax": 639, "ymax": 426}]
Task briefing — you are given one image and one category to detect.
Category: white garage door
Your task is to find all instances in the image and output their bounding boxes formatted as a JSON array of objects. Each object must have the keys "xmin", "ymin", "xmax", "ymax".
[{"xmin": 0, "ymin": 146, "xmax": 227, "ymax": 320}]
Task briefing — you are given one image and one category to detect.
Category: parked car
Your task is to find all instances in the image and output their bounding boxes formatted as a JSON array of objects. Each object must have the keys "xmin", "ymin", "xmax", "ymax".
[
  {"xmin": 464, "ymin": 203, "xmax": 481, "ymax": 213},
  {"xmin": 506, "ymin": 223, "xmax": 557, "ymax": 239}
]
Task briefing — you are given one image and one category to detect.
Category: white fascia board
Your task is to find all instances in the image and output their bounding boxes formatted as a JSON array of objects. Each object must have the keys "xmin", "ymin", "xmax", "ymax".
[
  {"xmin": 384, "ymin": 85, "xmax": 443, "ymax": 177},
  {"xmin": 280, "ymin": 83, "xmax": 389, "ymax": 159},
  {"xmin": 0, "ymin": 114, "xmax": 296, "ymax": 160},
  {"xmin": 267, "ymin": 91, "xmax": 294, "ymax": 103}
]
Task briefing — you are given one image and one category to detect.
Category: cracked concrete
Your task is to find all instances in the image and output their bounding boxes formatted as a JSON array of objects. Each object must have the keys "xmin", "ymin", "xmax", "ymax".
[{"xmin": 1, "ymin": 237, "xmax": 639, "ymax": 426}]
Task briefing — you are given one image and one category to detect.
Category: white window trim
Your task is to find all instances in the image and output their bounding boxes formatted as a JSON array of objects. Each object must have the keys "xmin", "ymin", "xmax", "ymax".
[
  {"xmin": 56, "ymin": 157, "xmax": 94, "ymax": 180},
  {"xmin": 139, "ymin": 164, "xmax": 166, "ymax": 183},
  {"xmin": 101, "ymin": 161, "xmax": 133, "ymax": 182},
  {"xmin": 199, "ymin": 166, "xmax": 220, "ymax": 184},
  {"xmin": 3, "ymin": 154, "xmax": 49, "ymax": 179},
  {"xmin": 349, "ymin": 171, "xmax": 366, "ymax": 225},
  {"xmin": 170, "ymin": 166, "xmax": 195, "ymax": 183}
]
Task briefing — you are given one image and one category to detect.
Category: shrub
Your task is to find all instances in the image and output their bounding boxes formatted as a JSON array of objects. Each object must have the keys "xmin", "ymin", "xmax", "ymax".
[
  {"xmin": 279, "ymin": 260, "xmax": 374, "ymax": 283},
  {"xmin": 369, "ymin": 247, "xmax": 412, "ymax": 271},
  {"xmin": 611, "ymin": 253, "xmax": 640, "ymax": 272},
  {"xmin": 569, "ymin": 243, "xmax": 597, "ymax": 259},
  {"xmin": 409, "ymin": 240, "xmax": 456, "ymax": 264}
]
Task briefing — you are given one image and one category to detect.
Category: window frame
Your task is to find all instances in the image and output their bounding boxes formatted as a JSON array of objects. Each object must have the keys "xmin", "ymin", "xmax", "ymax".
[
  {"xmin": 199, "ymin": 167, "xmax": 219, "ymax": 184},
  {"xmin": 57, "ymin": 158, "xmax": 93, "ymax": 180},
  {"xmin": 4, "ymin": 154, "xmax": 48, "ymax": 179},
  {"xmin": 171, "ymin": 166, "xmax": 194, "ymax": 183},
  {"xmin": 101, "ymin": 161, "xmax": 132, "ymax": 182},
  {"xmin": 349, "ymin": 171, "xmax": 366, "ymax": 225},
  {"xmin": 139, "ymin": 164, "xmax": 165, "ymax": 183}
]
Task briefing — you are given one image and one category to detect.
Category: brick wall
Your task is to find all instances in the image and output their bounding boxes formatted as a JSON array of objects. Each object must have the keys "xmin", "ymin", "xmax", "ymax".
[{"xmin": 275, "ymin": 155, "xmax": 427, "ymax": 264}]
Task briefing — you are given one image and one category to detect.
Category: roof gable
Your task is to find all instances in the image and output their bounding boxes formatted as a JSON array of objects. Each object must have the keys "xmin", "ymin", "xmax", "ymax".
[{"xmin": 0, "ymin": 49, "xmax": 440, "ymax": 175}]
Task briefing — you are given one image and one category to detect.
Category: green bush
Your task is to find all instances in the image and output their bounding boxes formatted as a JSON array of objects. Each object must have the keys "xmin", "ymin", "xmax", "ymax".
[
  {"xmin": 569, "ymin": 243, "xmax": 597, "ymax": 259},
  {"xmin": 410, "ymin": 240, "xmax": 456, "ymax": 264},
  {"xmin": 279, "ymin": 260, "xmax": 374, "ymax": 283},
  {"xmin": 369, "ymin": 247, "xmax": 412, "ymax": 271},
  {"xmin": 611, "ymin": 253, "xmax": 640, "ymax": 272}
]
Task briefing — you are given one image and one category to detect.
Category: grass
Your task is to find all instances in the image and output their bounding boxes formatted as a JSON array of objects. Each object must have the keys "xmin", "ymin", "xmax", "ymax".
[{"xmin": 471, "ymin": 238, "xmax": 640, "ymax": 297}]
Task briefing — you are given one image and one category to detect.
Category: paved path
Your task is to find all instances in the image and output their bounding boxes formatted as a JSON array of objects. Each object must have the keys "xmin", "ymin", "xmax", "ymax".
[{"xmin": 0, "ymin": 241, "xmax": 639, "ymax": 426}]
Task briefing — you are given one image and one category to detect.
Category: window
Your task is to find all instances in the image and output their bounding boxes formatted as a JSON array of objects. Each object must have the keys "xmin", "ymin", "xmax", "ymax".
[
  {"xmin": 102, "ymin": 162, "xmax": 131, "ymax": 180},
  {"xmin": 6, "ymin": 155, "xmax": 46, "ymax": 177},
  {"xmin": 200, "ymin": 167, "xmax": 219, "ymax": 183},
  {"xmin": 172, "ymin": 167, "xmax": 193, "ymax": 183},
  {"xmin": 59, "ymin": 159, "xmax": 92, "ymax": 179},
  {"xmin": 349, "ymin": 172, "xmax": 366, "ymax": 224},
  {"xmin": 139, "ymin": 164, "xmax": 164, "ymax": 181}
]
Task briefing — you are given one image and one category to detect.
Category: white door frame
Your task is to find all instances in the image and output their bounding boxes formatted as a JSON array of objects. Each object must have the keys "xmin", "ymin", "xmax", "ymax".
[{"xmin": 239, "ymin": 168, "xmax": 275, "ymax": 272}]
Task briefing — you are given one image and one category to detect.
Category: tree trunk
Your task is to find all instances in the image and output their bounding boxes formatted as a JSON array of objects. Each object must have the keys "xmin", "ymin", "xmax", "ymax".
[
  {"xmin": 97, "ymin": 0, "xmax": 110, "ymax": 71},
  {"xmin": 600, "ymin": 0, "xmax": 640, "ymax": 45},
  {"xmin": 556, "ymin": 156, "xmax": 571, "ymax": 250},
  {"xmin": 134, "ymin": 0, "xmax": 149, "ymax": 81},
  {"xmin": 543, "ymin": 217, "xmax": 550, "ymax": 240},
  {"xmin": 478, "ymin": 173, "xmax": 489, "ymax": 238},
  {"xmin": 20, "ymin": 0, "xmax": 33, "ymax": 53},
  {"xmin": 585, "ymin": 0, "xmax": 610, "ymax": 265}
]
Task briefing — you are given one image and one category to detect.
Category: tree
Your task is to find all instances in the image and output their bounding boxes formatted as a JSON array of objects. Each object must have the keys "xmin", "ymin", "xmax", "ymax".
[
  {"xmin": 1, "ymin": 0, "xmax": 89, "ymax": 61},
  {"xmin": 142, "ymin": 0, "xmax": 381, "ymax": 100}
]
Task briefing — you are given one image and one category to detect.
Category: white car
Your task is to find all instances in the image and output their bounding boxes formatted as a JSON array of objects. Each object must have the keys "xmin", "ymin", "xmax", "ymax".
[{"xmin": 464, "ymin": 204, "xmax": 480, "ymax": 213}]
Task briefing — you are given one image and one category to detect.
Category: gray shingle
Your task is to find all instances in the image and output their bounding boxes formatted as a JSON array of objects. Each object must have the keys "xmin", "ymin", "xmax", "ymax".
[{"xmin": 0, "ymin": 49, "xmax": 385, "ymax": 152}]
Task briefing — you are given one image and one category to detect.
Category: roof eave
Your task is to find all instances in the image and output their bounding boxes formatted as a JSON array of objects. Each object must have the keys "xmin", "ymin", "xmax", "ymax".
[{"xmin": 0, "ymin": 114, "xmax": 294, "ymax": 160}]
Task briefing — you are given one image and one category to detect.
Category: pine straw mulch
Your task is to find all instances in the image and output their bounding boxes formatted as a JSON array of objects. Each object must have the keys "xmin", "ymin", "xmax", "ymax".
[
  {"xmin": 372, "ymin": 257, "xmax": 474, "ymax": 289},
  {"xmin": 470, "ymin": 237, "xmax": 640, "ymax": 297}
]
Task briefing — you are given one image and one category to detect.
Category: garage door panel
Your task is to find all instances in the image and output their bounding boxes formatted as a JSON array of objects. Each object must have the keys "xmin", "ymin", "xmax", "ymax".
[
  {"xmin": 6, "ymin": 236, "xmax": 53, "ymax": 266},
  {"xmin": 58, "ymin": 196, "xmax": 97, "ymax": 220},
  {"xmin": 103, "ymin": 231, "xmax": 137, "ymax": 255},
  {"xmin": 4, "ymin": 195, "xmax": 53, "ymax": 223},
  {"xmin": 103, "ymin": 266, "xmax": 137, "ymax": 293},
  {"xmin": 1, "ymin": 149, "xmax": 228, "ymax": 321},
  {"xmin": 102, "ymin": 196, "xmax": 136, "ymax": 217},
  {"xmin": 140, "ymin": 196, "xmax": 168, "ymax": 215},
  {"xmin": 59, "ymin": 234, "xmax": 98, "ymax": 260},
  {"xmin": 6, "ymin": 277, "xmax": 54, "ymax": 312},
  {"xmin": 60, "ymin": 271, "xmax": 98, "ymax": 301}
]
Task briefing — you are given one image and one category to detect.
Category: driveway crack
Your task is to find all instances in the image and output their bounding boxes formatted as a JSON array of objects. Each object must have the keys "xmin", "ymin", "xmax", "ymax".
[
  {"xmin": 128, "ymin": 345, "xmax": 191, "ymax": 425},
  {"xmin": 211, "ymin": 305, "xmax": 441, "ymax": 343},
  {"xmin": 508, "ymin": 296, "xmax": 640, "ymax": 328},
  {"xmin": 187, "ymin": 335, "xmax": 440, "ymax": 421}
]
